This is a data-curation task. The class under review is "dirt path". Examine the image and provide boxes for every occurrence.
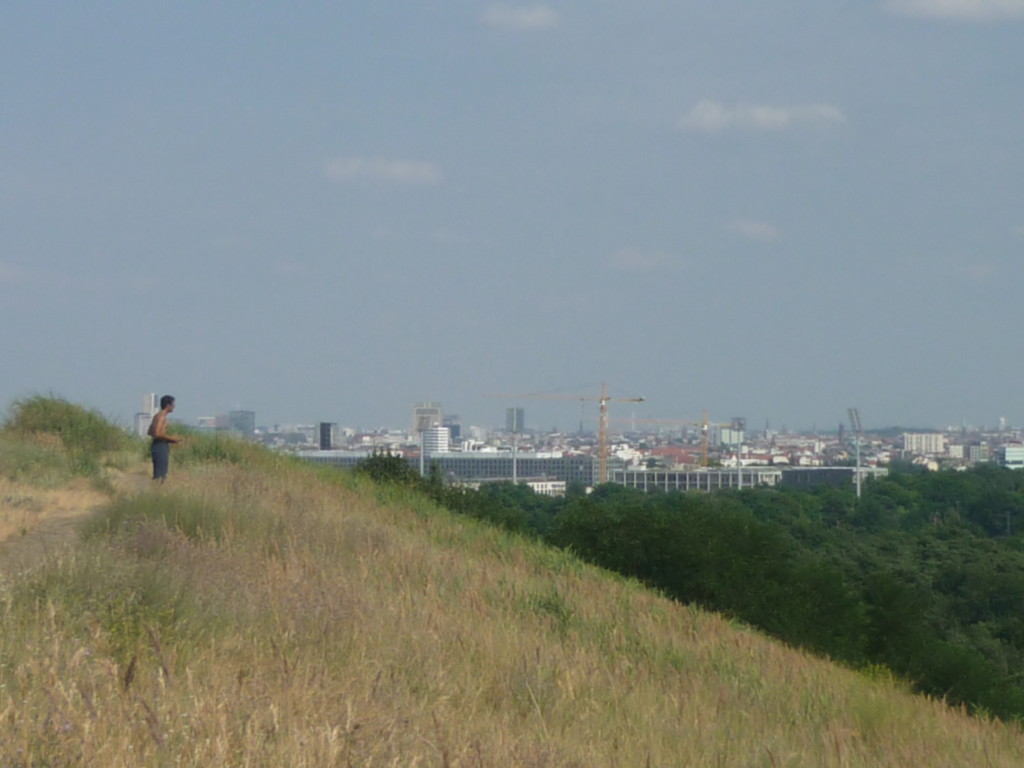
[0,468,151,578]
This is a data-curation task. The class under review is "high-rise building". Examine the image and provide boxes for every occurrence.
[506,407,525,434]
[133,393,159,437]
[228,410,256,438]
[443,414,461,441]
[319,422,337,450]
[412,402,443,437]
[422,425,451,455]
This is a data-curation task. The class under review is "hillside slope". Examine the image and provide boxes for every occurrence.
[2,453,1024,766]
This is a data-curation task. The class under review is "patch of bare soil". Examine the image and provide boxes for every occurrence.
[0,469,149,577]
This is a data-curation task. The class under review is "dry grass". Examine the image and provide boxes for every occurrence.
[2,459,1024,766]
[0,477,111,543]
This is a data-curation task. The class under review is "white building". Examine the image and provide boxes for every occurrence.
[133,393,159,437]
[999,444,1024,470]
[524,479,566,497]
[903,432,946,456]
[422,425,451,455]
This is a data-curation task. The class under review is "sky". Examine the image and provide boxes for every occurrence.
[2,1,1023,434]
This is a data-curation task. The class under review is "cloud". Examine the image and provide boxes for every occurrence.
[885,0,1024,21]
[324,157,443,185]
[677,101,846,133]
[481,4,560,30]
[730,219,780,242]
[606,248,676,273]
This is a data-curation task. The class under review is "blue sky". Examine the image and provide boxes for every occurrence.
[2,1,1022,432]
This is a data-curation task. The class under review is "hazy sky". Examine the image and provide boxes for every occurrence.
[3,2,1023,433]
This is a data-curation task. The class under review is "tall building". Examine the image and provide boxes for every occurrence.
[228,410,256,438]
[506,407,525,434]
[133,393,159,437]
[318,422,337,450]
[412,402,443,437]
[443,414,461,441]
[422,425,451,455]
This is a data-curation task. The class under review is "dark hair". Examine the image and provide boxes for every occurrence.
[160,395,175,409]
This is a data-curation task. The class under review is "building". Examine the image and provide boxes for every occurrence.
[780,466,888,489]
[965,442,990,464]
[318,422,337,450]
[443,415,462,441]
[903,432,946,456]
[422,425,451,455]
[718,417,746,447]
[133,393,159,437]
[524,479,565,497]
[999,445,1024,469]
[412,402,443,437]
[300,450,599,487]
[506,407,525,434]
[460,478,567,497]
[614,467,782,492]
[228,410,256,438]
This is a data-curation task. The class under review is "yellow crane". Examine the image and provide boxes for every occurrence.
[491,383,644,484]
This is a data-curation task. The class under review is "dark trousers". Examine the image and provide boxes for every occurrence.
[151,440,170,480]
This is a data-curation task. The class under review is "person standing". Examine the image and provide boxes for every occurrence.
[147,395,180,482]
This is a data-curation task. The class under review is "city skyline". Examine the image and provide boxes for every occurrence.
[2,3,1022,432]
[171,396,1016,437]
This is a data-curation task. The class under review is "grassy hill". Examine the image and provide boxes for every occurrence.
[2,399,1024,766]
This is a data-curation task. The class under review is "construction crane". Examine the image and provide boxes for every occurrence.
[491,383,644,484]
[700,411,739,468]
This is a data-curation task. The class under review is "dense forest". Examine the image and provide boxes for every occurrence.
[356,453,1024,721]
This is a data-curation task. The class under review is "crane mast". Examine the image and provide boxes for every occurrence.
[491,383,643,486]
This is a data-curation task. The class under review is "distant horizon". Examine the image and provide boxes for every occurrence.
[6,389,1018,439]
[139,400,1017,438]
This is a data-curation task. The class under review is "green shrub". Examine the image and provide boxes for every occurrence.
[2,395,132,481]
[3,394,129,455]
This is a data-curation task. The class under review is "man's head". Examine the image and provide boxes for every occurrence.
[160,395,175,411]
